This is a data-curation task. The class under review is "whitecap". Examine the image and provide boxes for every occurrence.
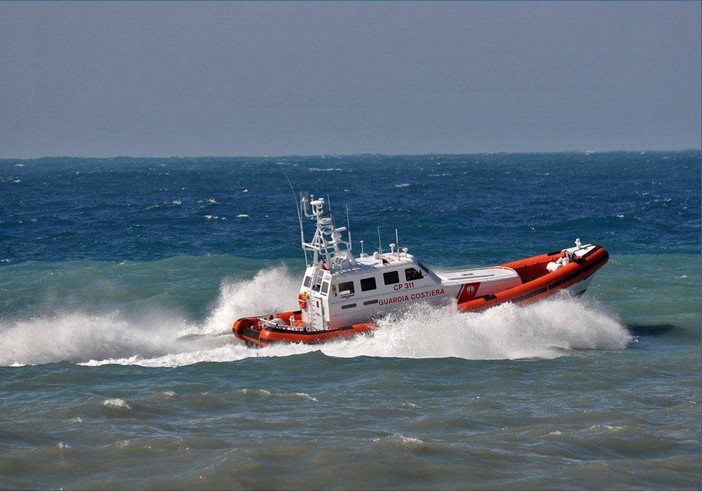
[293,392,319,402]
[238,388,317,401]
[585,424,624,433]
[373,433,426,450]
[102,398,131,410]
[240,388,272,397]
[396,434,423,445]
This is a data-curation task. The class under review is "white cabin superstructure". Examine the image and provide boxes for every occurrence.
[296,194,521,331]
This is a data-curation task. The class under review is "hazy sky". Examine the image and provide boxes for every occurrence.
[1,1,700,157]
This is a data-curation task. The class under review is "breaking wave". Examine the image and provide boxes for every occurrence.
[0,267,631,368]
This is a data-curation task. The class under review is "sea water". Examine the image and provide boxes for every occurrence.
[0,152,699,489]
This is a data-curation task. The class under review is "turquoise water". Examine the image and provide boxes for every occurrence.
[1,152,700,489]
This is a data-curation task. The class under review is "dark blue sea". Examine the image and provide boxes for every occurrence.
[1,151,700,490]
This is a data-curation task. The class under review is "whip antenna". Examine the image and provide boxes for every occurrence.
[278,163,308,266]
[346,204,352,252]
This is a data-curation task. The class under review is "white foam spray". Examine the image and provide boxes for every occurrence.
[0,311,173,366]
[181,265,300,337]
[0,268,631,367]
[319,296,632,360]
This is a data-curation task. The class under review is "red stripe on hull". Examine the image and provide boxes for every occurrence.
[457,246,609,311]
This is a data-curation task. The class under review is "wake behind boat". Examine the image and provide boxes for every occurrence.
[233,194,609,347]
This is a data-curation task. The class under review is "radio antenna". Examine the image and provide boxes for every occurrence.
[377,226,382,254]
[345,204,353,252]
[278,163,308,266]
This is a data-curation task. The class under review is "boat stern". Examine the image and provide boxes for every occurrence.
[233,317,265,347]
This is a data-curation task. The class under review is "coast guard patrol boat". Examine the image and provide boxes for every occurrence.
[233,194,609,347]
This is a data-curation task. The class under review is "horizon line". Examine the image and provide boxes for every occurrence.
[1,148,700,161]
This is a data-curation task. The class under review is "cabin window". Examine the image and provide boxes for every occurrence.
[405,267,423,281]
[338,281,355,295]
[363,299,379,306]
[383,271,400,285]
[321,281,330,295]
[303,276,312,288]
[361,277,377,291]
[341,303,357,310]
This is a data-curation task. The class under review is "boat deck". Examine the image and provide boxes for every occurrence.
[438,266,522,287]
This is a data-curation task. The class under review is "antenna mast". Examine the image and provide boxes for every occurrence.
[300,194,353,268]
[346,204,352,252]
[278,163,308,266]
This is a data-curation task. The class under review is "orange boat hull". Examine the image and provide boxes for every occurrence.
[233,311,375,347]
[457,245,609,311]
